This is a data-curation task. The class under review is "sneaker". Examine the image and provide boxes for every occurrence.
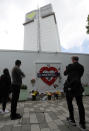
[0,111,5,114]
[79,123,86,131]
[4,109,9,113]
[0,109,9,114]
[66,117,76,126]
[0,109,3,113]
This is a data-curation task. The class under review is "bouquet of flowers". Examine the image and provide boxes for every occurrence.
[53,84,58,89]
[46,91,52,100]
[46,91,52,96]
[55,91,61,95]
[31,90,39,101]
[30,78,36,84]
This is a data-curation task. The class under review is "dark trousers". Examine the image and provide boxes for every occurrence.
[66,91,85,125]
[2,95,8,111]
[11,84,20,117]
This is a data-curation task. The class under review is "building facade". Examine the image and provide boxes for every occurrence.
[23,4,61,52]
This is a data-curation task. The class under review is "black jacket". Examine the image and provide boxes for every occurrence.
[0,73,11,97]
[64,62,84,94]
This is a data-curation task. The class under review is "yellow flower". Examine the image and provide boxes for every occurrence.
[46,92,52,96]
[56,91,61,95]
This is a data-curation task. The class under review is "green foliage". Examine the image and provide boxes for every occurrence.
[87,15,89,22]
[86,15,89,34]
[21,85,27,90]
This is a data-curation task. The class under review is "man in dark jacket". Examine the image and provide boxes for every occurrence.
[10,60,25,120]
[64,56,86,130]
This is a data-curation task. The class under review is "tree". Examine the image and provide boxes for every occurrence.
[86,15,89,34]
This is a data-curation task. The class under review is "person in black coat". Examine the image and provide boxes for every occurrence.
[64,56,86,130]
[0,68,11,113]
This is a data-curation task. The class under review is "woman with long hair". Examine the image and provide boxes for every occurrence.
[0,68,11,113]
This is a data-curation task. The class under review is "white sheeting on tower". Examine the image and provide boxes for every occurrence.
[23,4,61,52]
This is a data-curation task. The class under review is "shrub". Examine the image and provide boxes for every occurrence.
[21,85,27,90]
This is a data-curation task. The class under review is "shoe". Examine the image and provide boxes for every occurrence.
[15,113,21,117]
[4,109,9,113]
[0,109,9,114]
[0,109,3,113]
[0,109,3,114]
[10,114,22,120]
[66,117,76,126]
[0,111,5,114]
[79,123,86,131]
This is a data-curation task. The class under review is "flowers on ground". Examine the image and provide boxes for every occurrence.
[55,91,61,95]
[31,90,39,96]
[46,91,52,96]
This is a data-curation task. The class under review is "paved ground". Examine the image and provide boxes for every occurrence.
[0,96,89,131]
